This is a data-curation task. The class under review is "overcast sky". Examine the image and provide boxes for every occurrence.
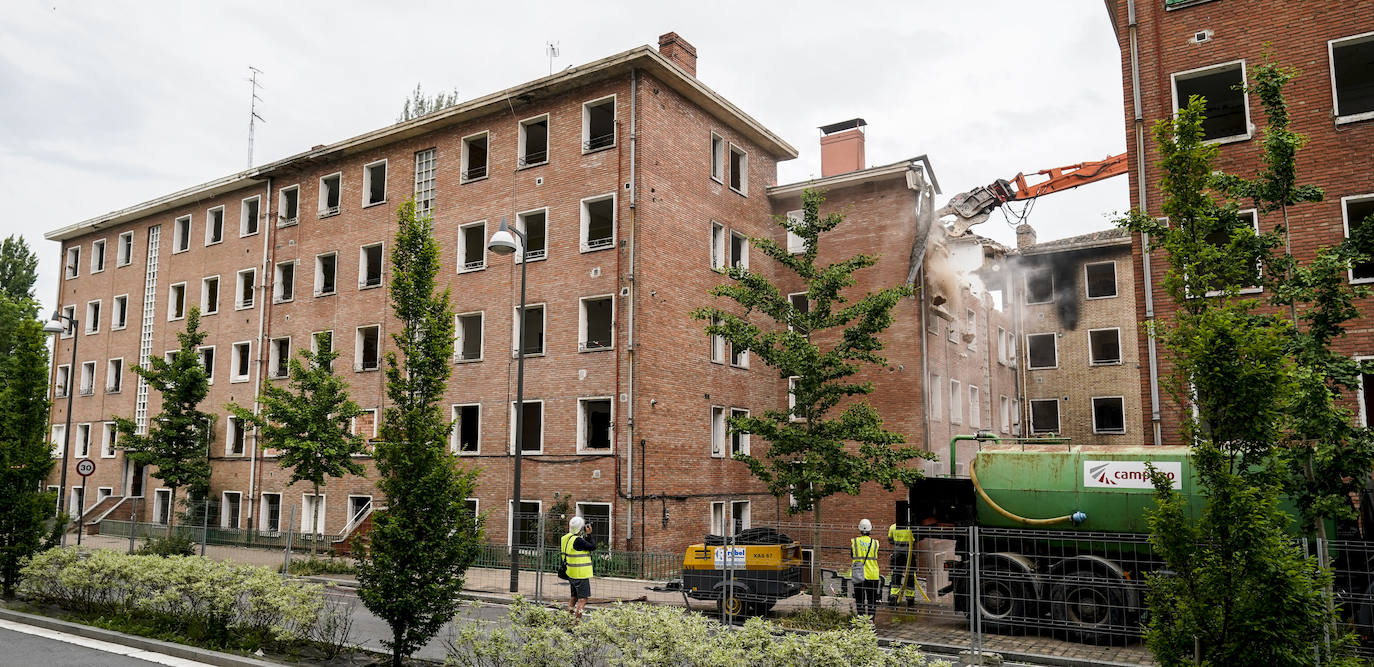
[2,1,1127,315]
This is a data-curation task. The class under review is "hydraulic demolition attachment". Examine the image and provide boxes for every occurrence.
[936,153,1127,236]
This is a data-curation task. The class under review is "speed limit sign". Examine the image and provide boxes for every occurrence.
[76,459,95,477]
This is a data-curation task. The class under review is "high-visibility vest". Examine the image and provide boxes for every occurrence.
[561,532,593,579]
[851,535,880,581]
[889,523,913,547]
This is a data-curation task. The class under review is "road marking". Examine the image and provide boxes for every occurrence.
[0,618,215,667]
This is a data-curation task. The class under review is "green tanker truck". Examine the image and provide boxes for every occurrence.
[905,436,1373,645]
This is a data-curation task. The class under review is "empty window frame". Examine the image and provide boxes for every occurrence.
[1330,32,1374,123]
[319,173,342,217]
[510,400,544,454]
[728,143,748,195]
[315,253,338,296]
[1025,267,1054,304]
[729,231,748,270]
[969,385,981,428]
[1083,261,1118,299]
[198,276,219,315]
[241,195,261,236]
[85,300,101,334]
[352,409,377,441]
[1029,398,1061,435]
[414,147,437,214]
[580,295,613,351]
[231,341,251,382]
[518,114,549,167]
[301,493,326,535]
[461,132,488,182]
[154,489,172,525]
[1199,208,1262,295]
[789,292,810,332]
[710,406,727,457]
[274,262,295,302]
[581,193,615,251]
[1344,194,1374,283]
[236,268,256,309]
[997,326,1008,364]
[102,422,118,457]
[91,239,106,273]
[1092,396,1127,434]
[575,502,612,546]
[710,132,725,183]
[1089,328,1123,365]
[709,317,726,364]
[452,404,480,454]
[75,423,91,458]
[226,415,247,456]
[578,397,613,452]
[117,231,134,266]
[311,330,334,358]
[731,500,751,535]
[199,346,215,383]
[458,221,486,272]
[50,425,64,458]
[710,221,727,270]
[928,375,942,422]
[510,499,542,548]
[1026,332,1058,370]
[260,493,282,533]
[582,95,616,151]
[359,243,384,289]
[206,206,224,245]
[173,215,191,253]
[729,339,748,368]
[455,311,484,362]
[79,360,95,396]
[516,209,548,262]
[60,305,75,339]
[221,491,242,529]
[1000,396,1011,434]
[1006,329,1018,366]
[949,379,962,424]
[105,358,122,393]
[788,376,802,421]
[1172,60,1250,143]
[785,209,806,254]
[269,337,290,379]
[363,159,387,207]
[355,325,381,371]
[167,282,187,320]
[65,246,80,279]
[278,185,300,226]
[513,304,545,356]
[729,408,750,455]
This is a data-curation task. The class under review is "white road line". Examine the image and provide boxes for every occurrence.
[0,618,215,667]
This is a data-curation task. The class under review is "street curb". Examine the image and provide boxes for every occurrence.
[0,607,282,667]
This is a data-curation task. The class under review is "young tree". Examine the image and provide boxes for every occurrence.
[228,334,367,555]
[694,189,934,607]
[114,307,213,535]
[357,201,482,667]
[0,248,56,597]
[1123,84,1356,664]
[396,83,460,123]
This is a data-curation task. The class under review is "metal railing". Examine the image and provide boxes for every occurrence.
[583,133,615,151]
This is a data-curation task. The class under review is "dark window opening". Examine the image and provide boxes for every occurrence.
[582,399,612,450]
[277,263,294,302]
[234,342,250,379]
[1026,268,1053,304]
[578,504,611,547]
[358,326,380,371]
[321,175,341,215]
[208,209,223,243]
[1085,262,1117,298]
[229,417,246,455]
[175,217,190,252]
[584,197,614,249]
[1349,199,1374,281]
[456,405,479,453]
[271,338,290,378]
[1090,329,1122,365]
[366,162,387,205]
[583,297,612,350]
[730,232,747,270]
[457,313,483,361]
[513,500,540,548]
[520,118,548,167]
[361,244,383,288]
[1093,397,1126,434]
[1333,37,1374,118]
[585,99,615,150]
[238,271,255,308]
[1027,333,1057,369]
[519,305,545,355]
[461,224,485,270]
[516,403,542,453]
[728,146,746,192]
[203,277,219,313]
[1175,64,1247,141]
[281,188,299,224]
[1030,399,1059,434]
[243,198,260,235]
[200,348,214,380]
[263,494,281,532]
[463,134,488,181]
[520,211,547,260]
[223,492,241,528]
[318,255,337,295]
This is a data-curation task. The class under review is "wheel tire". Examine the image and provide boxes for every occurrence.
[975,567,1032,636]
[717,594,746,619]
[1050,567,1128,646]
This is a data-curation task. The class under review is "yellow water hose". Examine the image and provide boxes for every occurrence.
[969,459,1079,527]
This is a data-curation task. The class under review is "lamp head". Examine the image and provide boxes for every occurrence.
[488,218,519,255]
[42,311,66,334]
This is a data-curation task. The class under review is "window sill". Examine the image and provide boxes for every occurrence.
[729,187,748,197]
[1085,293,1119,300]
[510,352,547,359]
[101,453,117,459]
[729,364,749,370]
[1336,111,1374,126]
[576,448,614,455]
[105,389,122,395]
[517,161,549,171]
[580,242,616,254]
[277,219,298,229]
[458,264,486,274]
[514,255,547,264]
[358,283,383,291]
[202,309,218,317]
[230,376,250,384]
[1027,365,1057,371]
[205,240,223,247]
[461,174,489,185]
[112,326,127,332]
[85,330,99,336]
[234,304,255,311]
[168,316,185,322]
[91,269,105,275]
[454,450,480,456]
[579,345,614,353]
[116,262,131,268]
[171,249,189,255]
[1203,132,1252,146]
[1094,430,1127,435]
[318,208,341,219]
[240,231,260,239]
[314,291,337,298]
[1025,300,1054,306]
[362,200,387,209]
[582,144,616,156]
[454,357,484,364]
[710,176,724,185]
[1090,360,1123,367]
[272,298,292,305]
[354,367,381,374]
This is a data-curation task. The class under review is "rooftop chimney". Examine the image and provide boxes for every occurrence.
[819,118,866,177]
[1016,223,1038,249]
[658,32,697,77]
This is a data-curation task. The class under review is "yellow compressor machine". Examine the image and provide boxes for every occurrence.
[654,528,805,617]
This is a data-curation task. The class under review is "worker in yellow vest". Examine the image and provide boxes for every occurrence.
[851,519,880,618]
[561,516,597,620]
[888,522,916,606]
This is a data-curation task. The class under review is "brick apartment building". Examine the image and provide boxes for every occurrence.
[1107,1,1374,445]
[44,33,1018,555]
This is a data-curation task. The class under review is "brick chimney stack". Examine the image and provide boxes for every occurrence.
[658,33,697,77]
[1016,223,1038,249]
[819,119,867,177]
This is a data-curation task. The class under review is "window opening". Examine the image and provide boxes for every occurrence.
[728,144,747,194]
[462,133,488,182]
[583,97,615,151]
[319,174,342,216]
[117,232,134,266]
[206,207,224,244]
[517,210,547,261]
[91,239,106,272]
[1030,399,1060,434]
[364,160,387,206]
[1089,328,1122,365]
[279,186,299,226]
[513,402,543,453]
[516,304,545,355]
[241,196,260,236]
[1173,61,1248,142]
[580,398,612,451]
[456,312,483,361]
[356,326,380,371]
[270,337,290,378]
[1093,397,1126,434]
[729,408,749,455]
[106,359,122,393]
[275,262,294,302]
[454,404,480,453]
[236,269,255,309]
[519,116,549,167]
[316,253,337,295]
[1331,33,1374,120]
[202,276,219,314]
[414,148,436,214]
[581,296,613,350]
[168,283,186,320]
[174,215,191,252]
[1027,333,1057,369]
[1085,261,1117,298]
[360,244,383,288]
[710,133,725,182]
[459,221,486,271]
[582,195,615,250]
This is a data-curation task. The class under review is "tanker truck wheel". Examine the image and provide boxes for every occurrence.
[975,566,1033,635]
[1050,566,1128,645]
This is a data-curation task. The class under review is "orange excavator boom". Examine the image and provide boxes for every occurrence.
[1008,153,1127,201]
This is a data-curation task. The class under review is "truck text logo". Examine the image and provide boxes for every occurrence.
[1083,460,1182,490]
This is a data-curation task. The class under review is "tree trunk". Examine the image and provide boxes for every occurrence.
[811,499,822,609]
[311,483,321,557]
[168,487,178,539]
[391,623,404,667]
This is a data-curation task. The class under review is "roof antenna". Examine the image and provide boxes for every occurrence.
[246,66,265,169]
[546,41,560,76]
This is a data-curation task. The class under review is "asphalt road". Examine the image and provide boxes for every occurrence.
[0,621,211,666]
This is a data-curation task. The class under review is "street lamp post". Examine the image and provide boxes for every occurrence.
[488,218,528,594]
[42,310,79,546]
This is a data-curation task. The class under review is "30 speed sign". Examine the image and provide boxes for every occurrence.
[76,459,95,477]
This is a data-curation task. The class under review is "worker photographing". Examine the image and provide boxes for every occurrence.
[888,521,916,606]
[562,516,597,621]
[851,519,880,618]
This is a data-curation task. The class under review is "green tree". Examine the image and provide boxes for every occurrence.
[397,83,460,123]
[1122,85,1355,664]
[693,188,933,607]
[0,253,56,596]
[228,334,366,555]
[357,201,482,667]
[114,308,213,535]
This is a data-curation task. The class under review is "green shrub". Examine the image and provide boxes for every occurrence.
[773,606,854,632]
[287,556,357,576]
[447,599,949,667]
[135,535,196,557]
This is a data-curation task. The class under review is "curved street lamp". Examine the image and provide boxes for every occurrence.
[42,310,77,546]
[489,218,529,594]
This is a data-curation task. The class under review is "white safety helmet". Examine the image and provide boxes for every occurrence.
[570,516,585,533]
[858,519,872,533]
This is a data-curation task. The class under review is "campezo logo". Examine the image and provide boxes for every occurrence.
[1089,463,1117,485]
[1083,460,1183,490]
